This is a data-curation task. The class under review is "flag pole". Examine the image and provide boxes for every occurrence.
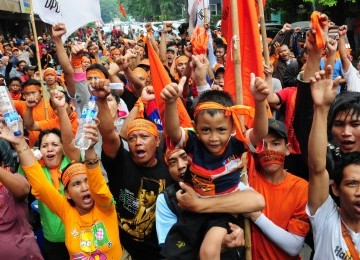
[230,0,252,259]
[258,0,270,66]
[29,0,48,119]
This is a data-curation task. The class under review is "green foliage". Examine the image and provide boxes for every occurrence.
[122,0,185,21]
[100,0,122,23]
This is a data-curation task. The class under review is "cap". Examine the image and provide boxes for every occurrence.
[268,118,287,139]
[12,47,19,52]
[214,65,225,76]
[38,36,43,40]
[167,46,176,53]
[2,42,10,47]
[24,64,36,71]
[138,59,150,67]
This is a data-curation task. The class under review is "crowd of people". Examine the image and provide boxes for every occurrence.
[0,9,360,260]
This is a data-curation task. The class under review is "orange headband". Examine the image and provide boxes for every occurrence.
[175,55,189,66]
[133,67,148,80]
[110,48,121,55]
[23,84,41,92]
[61,163,86,187]
[43,68,57,78]
[81,56,91,63]
[86,69,106,80]
[194,101,255,142]
[164,148,183,165]
[127,118,158,138]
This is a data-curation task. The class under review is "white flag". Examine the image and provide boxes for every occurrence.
[188,0,210,35]
[33,0,101,41]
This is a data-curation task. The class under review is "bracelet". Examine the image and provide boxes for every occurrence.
[85,155,100,165]
[17,145,30,155]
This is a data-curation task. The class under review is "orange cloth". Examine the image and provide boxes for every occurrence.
[14,99,57,147]
[222,0,264,112]
[145,38,192,146]
[127,118,158,138]
[133,67,148,80]
[86,69,106,80]
[310,11,327,50]
[22,162,122,259]
[9,91,22,101]
[37,111,78,138]
[61,163,86,187]
[119,3,127,18]
[247,153,310,260]
[190,26,208,55]
[175,55,189,67]
[194,101,255,142]
[49,168,62,190]
[43,68,57,78]
[23,85,41,92]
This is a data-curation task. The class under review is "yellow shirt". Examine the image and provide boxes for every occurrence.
[22,162,122,259]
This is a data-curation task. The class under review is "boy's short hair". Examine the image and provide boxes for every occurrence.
[333,152,360,188]
[328,91,360,134]
[194,90,234,122]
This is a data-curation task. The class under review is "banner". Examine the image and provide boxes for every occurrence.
[33,0,101,41]
[222,0,264,109]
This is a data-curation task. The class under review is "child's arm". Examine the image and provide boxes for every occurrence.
[161,77,187,144]
[249,73,270,145]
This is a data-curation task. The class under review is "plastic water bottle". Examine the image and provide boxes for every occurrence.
[74,96,98,150]
[0,86,22,136]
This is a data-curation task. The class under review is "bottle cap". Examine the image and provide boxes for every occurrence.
[90,96,98,101]
[13,130,22,136]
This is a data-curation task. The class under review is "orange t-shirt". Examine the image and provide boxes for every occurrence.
[14,99,57,147]
[247,154,310,260]
[37,111,79,138]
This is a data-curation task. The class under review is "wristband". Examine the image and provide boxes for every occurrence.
[85,155,100,165]
[17,145,30,155]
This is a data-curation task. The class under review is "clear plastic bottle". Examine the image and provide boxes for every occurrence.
[0,85,22,136]
[74,96,98,150]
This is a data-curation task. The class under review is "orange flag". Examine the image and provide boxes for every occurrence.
[222,0,264,109]
[145,38,192,145]
[119,3,127,18]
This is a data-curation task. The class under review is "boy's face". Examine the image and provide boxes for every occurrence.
[194,111,234,154]
[332,164,360,222]
[331,109,360,153]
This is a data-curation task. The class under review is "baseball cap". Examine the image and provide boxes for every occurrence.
[167,46,176,53]
[268,118,287,139]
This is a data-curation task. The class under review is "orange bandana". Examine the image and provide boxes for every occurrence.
[133,67,148,80]
[23,84,41,92]
[86,69,106,80]
[43,68,57,78]
[127,118,158,138]
[175,55,189,67]
[194,101,255,142]
[81,56,91,63]
[164,148,183,165]
[61,163,86,187]
[110,48,121,55]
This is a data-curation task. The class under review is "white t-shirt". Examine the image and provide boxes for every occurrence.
[306,195,360,259]
[342,63,360,92]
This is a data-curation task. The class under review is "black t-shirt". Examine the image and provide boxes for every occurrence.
[102,144,173,260]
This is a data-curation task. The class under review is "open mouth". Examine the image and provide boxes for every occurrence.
[354,202,360,213]
[83,194,92,204]
[46,154,55,160]
[136,150,146,158]
[341,141,355,151]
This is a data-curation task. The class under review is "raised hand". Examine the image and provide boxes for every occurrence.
[50,89,66,108]
[161,76,186,103]
[250,73,270,102]
[141,86,155,102]
[309,65,340,108]
[52,23,67,40]
[88,78,111,101]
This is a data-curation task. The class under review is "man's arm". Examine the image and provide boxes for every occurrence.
[249,74,270,145]
[338,25,351,74]
[0,167,30,199]
[176,182,265,214]
[23,106,41,131]
[90,79,121,158]
[161,77,187,144]
[308,65,340,215]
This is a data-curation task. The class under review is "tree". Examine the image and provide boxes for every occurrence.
[100,0,122,23]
